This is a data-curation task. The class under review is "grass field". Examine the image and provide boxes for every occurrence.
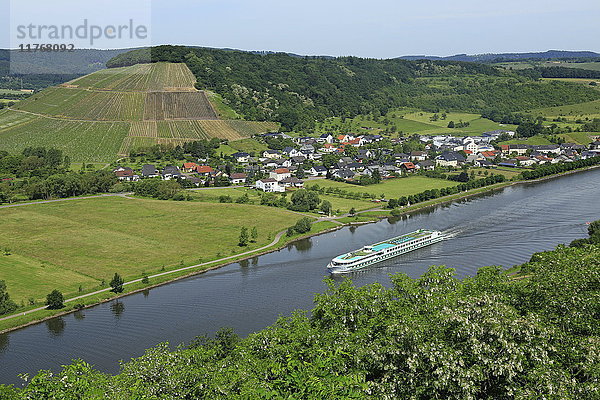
[0,197,303,304]
[307,176,459,199]
[558,132,596,145]
[529,99,600,119]
[315,109,515,136]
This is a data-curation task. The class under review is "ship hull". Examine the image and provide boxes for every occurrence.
[327,230,444,274]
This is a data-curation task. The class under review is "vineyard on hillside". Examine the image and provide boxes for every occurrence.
[66,62,197,92]
[1,62,279,162]
[13,88,145,121]
[143,91,218,120]
[0,111,129,162]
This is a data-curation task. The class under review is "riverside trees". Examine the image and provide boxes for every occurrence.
[8,242,599,398]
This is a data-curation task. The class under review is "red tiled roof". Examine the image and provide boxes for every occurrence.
[464,150,473,154]
[115,170,134,177]
[481,151,497,158]
[196,166,214,174]
[500,145,509,150]
[183,162,198,169]
[402,162,416,169]
[274,168,290,174]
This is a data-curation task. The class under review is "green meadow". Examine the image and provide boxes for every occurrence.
[0,197,302,304]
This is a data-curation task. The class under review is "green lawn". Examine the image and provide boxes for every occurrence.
[314,108,515,136]
[228,138,268,154]
[529,99,600,119]
[558,132,595,145]
[0,197,303,303]
[307,176,459,199]
[0,253,98,306]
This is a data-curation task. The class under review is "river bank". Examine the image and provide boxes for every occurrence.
[2,166,599,385]
[1,164,598,334]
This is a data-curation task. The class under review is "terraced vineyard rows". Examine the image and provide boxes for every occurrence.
[129,121,158,137]
[0,111,129,162]
[14,88,144,121]
[148,63,196,91]
[0,109,36,129]
[67,64,152,91]
[4,62,278,162]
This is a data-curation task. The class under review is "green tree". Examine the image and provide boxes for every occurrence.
[293,217,312,234]
[110,273,125,293]
[239,227,249,247]
[447,120,455,128]
[0,280,17,315]
[290,189,320,212]
[349,207,356,216]
[46,289,64,309]
[320,200,332,215]
[251,226,258,243]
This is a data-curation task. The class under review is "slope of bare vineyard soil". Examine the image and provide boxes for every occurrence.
[0,62,279,161]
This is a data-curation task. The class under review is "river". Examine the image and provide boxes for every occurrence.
[1,169,599,385]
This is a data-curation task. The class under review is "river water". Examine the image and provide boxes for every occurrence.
[1,169,599,385]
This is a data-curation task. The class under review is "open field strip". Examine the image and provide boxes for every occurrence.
[0,197,306,305]
[529,99,600,119]
[307,176,460,199]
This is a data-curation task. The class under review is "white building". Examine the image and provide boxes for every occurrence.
[255,179,285,193]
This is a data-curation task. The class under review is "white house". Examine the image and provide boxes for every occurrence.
[255,179,285,193]
[309,166,328,176]
[229,173,248,184]
[269,168,292,181]
[262,150,282,159]
[232,152,251,163]
[410,151,427,162]
[317,133,334,144]
[463,139,478,153]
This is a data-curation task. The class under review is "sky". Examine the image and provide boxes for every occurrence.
[2,0,600,58]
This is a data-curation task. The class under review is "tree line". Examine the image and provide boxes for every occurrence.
[386,175,506,209]
[519,157,600,180]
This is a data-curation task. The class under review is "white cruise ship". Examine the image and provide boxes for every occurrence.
[327,229,444,274]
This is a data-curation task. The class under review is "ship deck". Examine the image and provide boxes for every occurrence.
[337,230,434,261]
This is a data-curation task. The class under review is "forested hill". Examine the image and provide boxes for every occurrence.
[107,46,600,131]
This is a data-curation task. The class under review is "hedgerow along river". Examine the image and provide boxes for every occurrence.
[1,168,599,385]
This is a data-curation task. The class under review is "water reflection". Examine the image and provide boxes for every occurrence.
[110,302,125,319]
[73,311,85,321]
[0,334,8,354]
[287,238,312,252]
[239,259,250,269]
[142,289,150,298]
[46,317,65,337]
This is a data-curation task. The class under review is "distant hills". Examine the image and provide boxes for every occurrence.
[398,50,600,63]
